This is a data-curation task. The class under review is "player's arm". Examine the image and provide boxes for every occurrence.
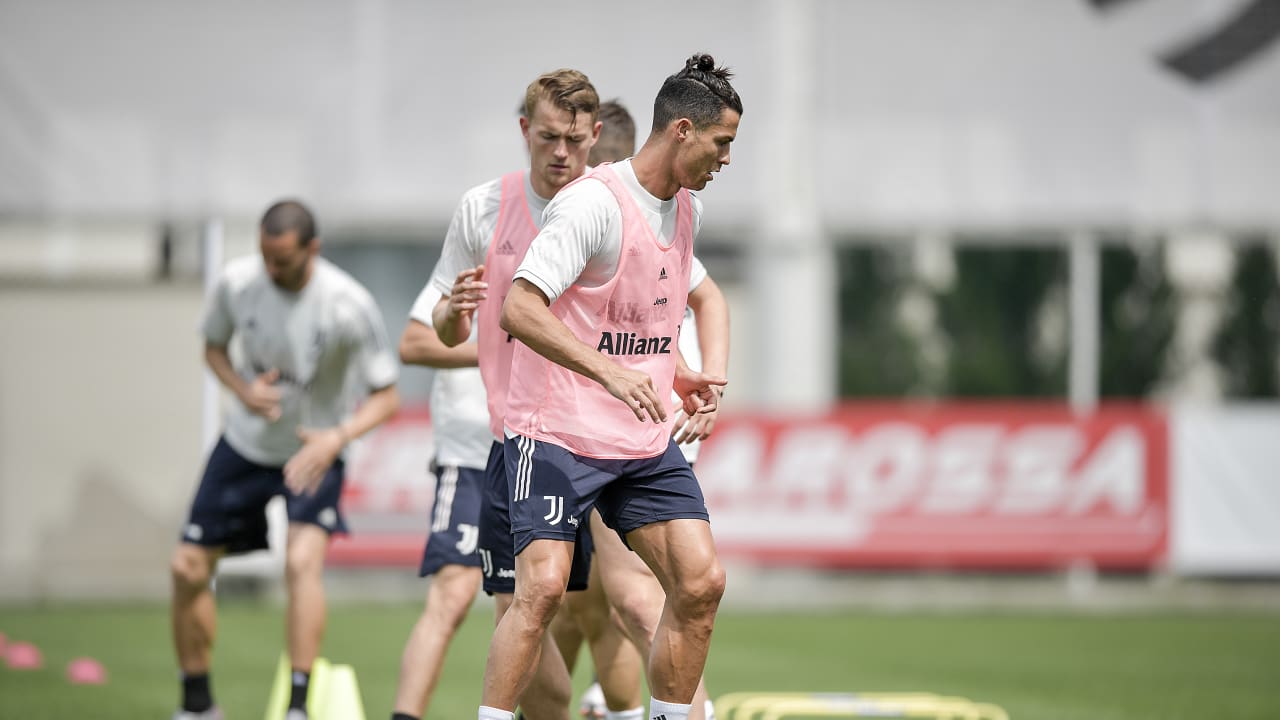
[285,382,399,495]
[672,277,729,443]
[204,342,281,421]
[432,265,486,347]
[430,183,496,347]
[672,352,727,419]
[400,318,478,368]
[686,274,729,384]
[403,285,478,367]
[501,278,669,424]
[337,383,400,443]
[201,270,282,421]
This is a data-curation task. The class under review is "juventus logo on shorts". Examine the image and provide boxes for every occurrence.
[543,495,564,525]
[455,523,479,555]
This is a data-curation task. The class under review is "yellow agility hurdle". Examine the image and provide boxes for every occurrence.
[715,691,1010,720]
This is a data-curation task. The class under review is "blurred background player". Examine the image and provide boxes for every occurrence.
[169,199,401,720]
[388,282,492,719]
[428,68,603,720]
[483,52,742,720]
[546,99,729,720]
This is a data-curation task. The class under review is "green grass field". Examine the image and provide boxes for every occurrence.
[2,602,1279,719]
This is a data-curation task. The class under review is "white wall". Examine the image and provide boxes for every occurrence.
[0,285,206,599]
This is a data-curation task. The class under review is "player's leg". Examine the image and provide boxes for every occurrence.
[624,519,723,716]
[481,538,576,715]
[282,458,348,717]
[479,436,610,719]
[599,443,724,720]
[170,541,224,715]
[393,563,483,718]
[393,462,486,719]
[283,523,327,714]
[549,597,586,674]
[570,519,644,718]
[171,436,272,718]
[480,441,573,720]
[591,511,710,720]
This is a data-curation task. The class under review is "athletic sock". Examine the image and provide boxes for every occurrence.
[181,672,213,713]
[478,706,515,720]
[649,697,692,720]
[289,669,310,711]
[391,714,419,720]
[605,707,646,720]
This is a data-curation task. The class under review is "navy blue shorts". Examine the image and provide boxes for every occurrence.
[180,436,347,555]
[478,441,592,596]
[505,435,708,557]
[418,460,484,577]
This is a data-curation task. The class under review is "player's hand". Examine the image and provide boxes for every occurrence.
[446,265,487,320]
[673,367,727,417]
[602,366,667,423]
[240,369,283,421]
[284,426,345,494]
[671,403,719,444]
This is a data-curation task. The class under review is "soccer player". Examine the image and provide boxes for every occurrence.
[550,99,729,720]
[387,283,492,720]
[426,68,604,720]
[169,200,401,720]
[480,53,742,720]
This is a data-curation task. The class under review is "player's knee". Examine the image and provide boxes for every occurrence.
[674,560,725,617]
[170,546,212,593]
[572,600,613,641]
[434,577,481,628]
[612,587,663,640]
[515,572,568,625]
[284,543,323,584]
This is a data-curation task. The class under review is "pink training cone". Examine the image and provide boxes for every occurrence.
[5,641,43,670]
[66,657,108,685]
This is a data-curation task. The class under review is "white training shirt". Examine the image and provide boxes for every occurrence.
[407,285,493,470]
[202,255,399,466]
[514,159,705,304]
[428,171,550,298]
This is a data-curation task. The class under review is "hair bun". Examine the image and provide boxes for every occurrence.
[687,53,716,72]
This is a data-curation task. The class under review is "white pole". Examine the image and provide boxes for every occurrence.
[201,217,223,454]
[1069,231,1100,414]
[750,0,834,411]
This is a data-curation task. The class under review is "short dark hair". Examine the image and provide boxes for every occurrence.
[521,68,601,127]
[260,200,317,245]
[651,53,743,132]
[590,99,637,165]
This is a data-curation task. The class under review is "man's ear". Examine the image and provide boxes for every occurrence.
[674,117,694,142]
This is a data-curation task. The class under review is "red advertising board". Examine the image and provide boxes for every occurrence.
[696,404,1168,569]
[330,403,1169,570]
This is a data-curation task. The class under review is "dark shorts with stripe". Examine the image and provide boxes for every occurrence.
[180,436,347,554]
[477,441,592,596]
[504,435,708,556]
[417,460,485,577]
